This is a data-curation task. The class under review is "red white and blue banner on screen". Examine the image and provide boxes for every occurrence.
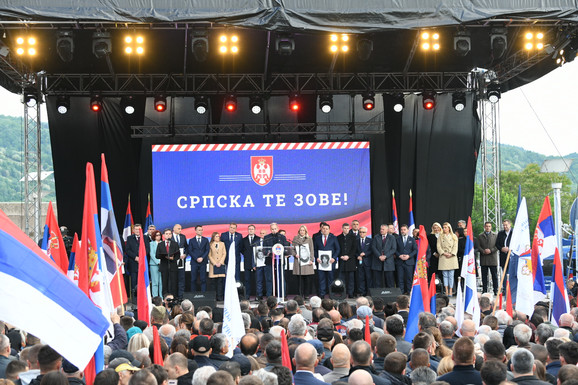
[152,142,372,237]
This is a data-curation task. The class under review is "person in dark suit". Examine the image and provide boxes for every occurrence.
[313,223,340,298]
[156,228,181,296]
[395,224,417,294]
[172,224,188,299]
[478,221,499,295]
[427,222,442,282]
[351,219,361,238]
[437,337,483,385]
[221,223,243,282]
[292,343,329,385]
[254,229,267,298]
[187,225,210,292]
[356,226,373,296]
[240,224,260,299]
[124,223,146,297]
[496,219,512,293]
[262,223,288,297]
[337,222,358,298]
[371,224,397,288]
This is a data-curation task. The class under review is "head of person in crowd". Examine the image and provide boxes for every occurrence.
[292,343,318,372]
[94,369,119,385]
[513,324,532,347]
[558,341,578,365]
[207,371,235,385]
[480,360,508,385]
[452,337,475,366]
[510,348,536,377]
[37,345,62,374]
[128,369,157,385]
[409,366,437,385]
[483,339,507,363]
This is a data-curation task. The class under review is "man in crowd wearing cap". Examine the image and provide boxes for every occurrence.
[108,350,142,369]
[150,305,167,330]
[115,362,140,385]
[61,359,84,385]
[164,352,193,385]
[29,345,62,385]
[357,306,383,334]
[190,336,217,369]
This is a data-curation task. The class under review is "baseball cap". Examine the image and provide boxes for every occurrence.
[306,340,324,356]
[61,359,79,374]
[151,305,166,321]
[109,349,141,368]
[316,325,334,342]
[115,363,140,373]
[230,354,252,376]
[190,335,211,354]
[356,306,373,318]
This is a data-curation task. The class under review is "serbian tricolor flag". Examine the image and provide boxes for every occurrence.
[137,231,152,325]
[405,225,429,342]
[100,154,128,309]
[510,197,534,317]
[530,197,551,303]
[429,274,436,315]
[408,190,415,234]
[122,197,133,243]
[392,190,399,235]
[67,233,80,285]
[145,195,154,231]
[0,208,109,371]
[40,202,68,274]
[461,217,480,328]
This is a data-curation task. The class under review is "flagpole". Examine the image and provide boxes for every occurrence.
[493,250,511,314]
[113,246,125,315]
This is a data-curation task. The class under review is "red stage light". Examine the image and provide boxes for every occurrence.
[90,96,102,112]
[290,101,300,111]
[91,103,100,112]
[155,103,166,112]
[424,101,434,110]
[364,101,374,110]
[225,95,237,112]
[154,95,167,112]
[289,94,300,112]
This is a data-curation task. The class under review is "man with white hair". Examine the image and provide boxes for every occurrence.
[309,296,322,309]
[512,324,532,350]
[510,349,550,385]
[554,328,570,340]
[288,315,308,344]
[180,299,193,313]
[0,335,14,378]
[439,320,456,349]
[460,319,477,338]
[494,310,512,336]
[159,324,176,346]
[559,313,575,337]
[192,366,216,385]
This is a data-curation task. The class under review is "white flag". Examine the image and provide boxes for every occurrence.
[455,281,464,337]
[222,249,245,358]
[511,198,534,317]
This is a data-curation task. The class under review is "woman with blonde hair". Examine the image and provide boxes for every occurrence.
[437,356,455,376]
[427,222,442,281]
[208,232,226,301]
[127,333,150,353]
[437,222,458,296]
[292,225,315,298]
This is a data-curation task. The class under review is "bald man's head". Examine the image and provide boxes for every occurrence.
[293,343,317,371]
[329,310,342,324]
[348,368,374,385]
[460,319,477,337]
[330,344,351,368]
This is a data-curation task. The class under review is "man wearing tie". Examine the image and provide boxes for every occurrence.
[395,224,418,295]
[337,223,357,298]
[262,223,288,297]
[496,219,512,294]
[351,220,361,238]
[371,224,397,288]
[125,223,146,297]
[241,225,260,300]
[356,226,373,296]
[313,223,341,298]
[157,228,181,296]
[221,223,243,282]
[255,229,267,298]
[188,225,210,292]
[172,224,188,299]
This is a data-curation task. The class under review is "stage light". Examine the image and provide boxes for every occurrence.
[120,96,136,115]
[452,92,466,111]
[56,95,70,114]
[289,94,300,112]
[23,89,39,107]
[236,281,245,299]
[154,95,167,112]
[250,96,263,114]
[218,33,239,55]
[90,95,102,112]
[392,93,405,112]
[329,279,346,300]
[524,30,545,51]
[195,96,208,114]
[15,34,38,57]
[422,91,436,110]
[319,94,333,113]
[329,33,349,54]
[224,94,237,112]
[275,34,295,55]
[421,30,440,51]
[357,38,373,61]
[124,34,145,55]
[362,92,375,111]
[56,30,74,62]
[92,31,111,59]
[490,27,508,60]
[191,31,209,62]
[486,82,501,103]
[454,30,471,56]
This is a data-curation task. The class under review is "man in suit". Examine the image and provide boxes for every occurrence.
[496,219,513,293]
[124,223,146,297]
[351,219,361,238]
[157,228,181,296]
[478,221,499,295]
[371,224,397,288]
[221,223,243,282]
[188,225,210,292]
[396,224,418,295]
[292,343,328,385]
[337,222,357,298]
[255,229,267,298]
[240,224,260,299]
[313,223,340,298]
[388,223,399,239]
[357,226,373,296]
[172,224,188,299]
[262,223,288,297]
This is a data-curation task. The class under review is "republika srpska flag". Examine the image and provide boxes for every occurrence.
[392,190,399,235]
[405,225,430,342]
[40,201,68,274]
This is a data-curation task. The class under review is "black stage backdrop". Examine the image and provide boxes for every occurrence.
[46,93,479,237]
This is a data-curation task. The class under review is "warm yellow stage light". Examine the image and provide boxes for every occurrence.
[342,45,349,52]
[421,32,429,40]
[330,34,338,42]
[136,47,144,54]
[422,42,430,50]
[536,42,544,50]
[231,35,238,43]
[220,46,227,53]
[432,33,439,40]
[220,35,227,43]
[525,32,533,40]
[231,46,238,53]
[342,34,349,42]
[16,37,24,45]
[136,36,144,44]
[525,42,533,50]
[16,36,39,56]
[536,32,544,39]
[28,48,36,55]
[433,43,440,50]
[125,47,132,54]
[16,47,24,55]
[28,37,36,45]
[330,45,338,52]
[125,36,132,43]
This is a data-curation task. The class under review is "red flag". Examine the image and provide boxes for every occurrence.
[498,292,503,310]
[137,231,152,325]
[280,329,291,369]
[506,280,513,317]
[152,326,164,365]
[364,315,371,345]
[44,201,69,273]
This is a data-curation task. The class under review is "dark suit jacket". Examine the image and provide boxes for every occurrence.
[395,235,418,266]
[356,236,373,267]
[293,371,328,385]
[156,239,181,265]
[337,231,358,272]
[124,234,146,273]
[241,235,261,270]
[496,229,512,267]
[427,233,440,270]
[371,234,396,271]
[437,364,482,385]
[221,231,243,263]
[172,233,188,254]
[187,236,210,265]
[477,231,498,266]
[314,233,341,270]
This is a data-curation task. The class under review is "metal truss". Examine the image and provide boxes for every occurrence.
[44,72,471,96]
[22,89,42,242]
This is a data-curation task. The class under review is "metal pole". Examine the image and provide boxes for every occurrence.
[552,183,563,266]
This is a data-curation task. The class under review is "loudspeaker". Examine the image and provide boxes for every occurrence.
[183,291,216,309]
[369,287,402,304]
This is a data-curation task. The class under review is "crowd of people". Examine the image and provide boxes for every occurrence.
[2,292,578,385]
[121,218,512,302]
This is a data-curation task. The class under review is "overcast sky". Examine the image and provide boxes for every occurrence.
[0,61,577,157]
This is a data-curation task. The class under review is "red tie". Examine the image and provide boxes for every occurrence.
[166,241,169,253]
[323,236,327,246]
[382,235,385,243]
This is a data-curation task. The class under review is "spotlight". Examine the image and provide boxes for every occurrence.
[289,94,300,112]
[236,281,245,299]
[23,89,39,108]
[92,32,111,59]
[421,30,440,51]
[319,94,333,113]
[224,94,237,112]
[392,93,405,112]
[124,34,145,55]
[329,33,349,53]
[523,30,545,51]
[357,38,373,61]
[490,27,508,60]
[249,96,263,114]
[15,35,38,57]
[362,92,375,111]
[486,83,501,103]
[422,91,436,110]
[452,92,466,111]
[329,279,346,300]
[56,95,70,114]
[121,96,136,115]
[453,30,471,56]
[154,95,167,112]
[90,95,102,112]
[195,96,208,114]
[191,31,209,62]
[275,34,295,55]
[56,30,74,62]
[218,33,239,54]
